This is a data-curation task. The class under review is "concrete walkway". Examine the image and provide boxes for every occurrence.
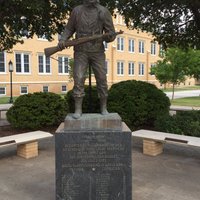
[0,136,199,200]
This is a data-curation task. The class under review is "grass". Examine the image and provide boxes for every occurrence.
[162,85,200,92]
[171,96,200,107]
[0,96,17,104]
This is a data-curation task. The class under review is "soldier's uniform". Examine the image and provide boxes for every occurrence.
[59,1,116,118]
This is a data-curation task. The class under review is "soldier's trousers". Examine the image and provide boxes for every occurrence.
[73,51,108,99]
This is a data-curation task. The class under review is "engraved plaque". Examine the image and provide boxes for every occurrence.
[55,130,132,200]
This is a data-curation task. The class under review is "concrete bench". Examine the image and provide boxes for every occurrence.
[132,129,200,156]
[0,104,12,119]
[0,108,9,119]
[0,131,53,159]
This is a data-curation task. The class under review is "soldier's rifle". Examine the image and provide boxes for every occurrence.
[44,30,124,57]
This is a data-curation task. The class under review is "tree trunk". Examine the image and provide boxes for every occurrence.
[172,83,175,100]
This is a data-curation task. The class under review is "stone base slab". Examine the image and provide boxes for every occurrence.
[64,113,122,131]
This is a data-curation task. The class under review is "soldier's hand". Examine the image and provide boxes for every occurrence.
[103,32,115,42]
[58,40,66,50]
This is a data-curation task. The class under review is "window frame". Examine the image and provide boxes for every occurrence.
[128,39,135,53]
[20,86,28,94]
[0,87,6,96]
[117,61,124,76]
[58,56,69,75]
[0,51,6,73]
[117,37,124,51]
[38,54,51,74]
[138,62,145,76]
[15,52,31,74]
[128,62,135,76]
[139,40,145,54]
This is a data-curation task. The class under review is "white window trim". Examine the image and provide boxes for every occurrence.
[117,37,125,52]
[128,62,135,76]
[15,52,31,74]
[20,86,28,95]
[105,60,109,76]
[37,35,48,41]
[61,85,67,93]
[38,54,52,75]
[138,62,145,76]
[117,61,124,76]
[0,51,7,74]
[103,41,108,50]
[43,85,49,92]
[0,86,6,96]
[139,40,145,54]
[58,56,70,75]
[151,42,156,55]
[128,39,135,53]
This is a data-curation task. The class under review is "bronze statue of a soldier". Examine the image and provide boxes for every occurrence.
[58,0,116,119]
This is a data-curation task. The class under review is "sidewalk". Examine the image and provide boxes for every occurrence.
[0,137,199,200]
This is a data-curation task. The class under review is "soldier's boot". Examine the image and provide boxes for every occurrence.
[100,97,109,115]
[73,97,83,119]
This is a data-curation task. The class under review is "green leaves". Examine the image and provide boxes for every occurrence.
[1,0,200,50]
[6,92,67,129]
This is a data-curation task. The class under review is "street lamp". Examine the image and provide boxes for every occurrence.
[8,60,13,103]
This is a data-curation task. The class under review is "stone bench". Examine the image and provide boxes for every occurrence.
[0,108,9,119]
[0,131,53,159]
[132,129,200,156]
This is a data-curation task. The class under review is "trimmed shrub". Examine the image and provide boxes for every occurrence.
[7,92,67,129]
[107,80,170,130]
[155,110,200,137]
[65,86,100,113]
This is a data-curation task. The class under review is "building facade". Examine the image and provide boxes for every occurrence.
[0,14,196,97]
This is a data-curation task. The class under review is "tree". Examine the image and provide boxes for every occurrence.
[1,0,200,50]
[151,48,189,99]
[0,0,68,50]
[186,49,200,80]
[116,0,200,50]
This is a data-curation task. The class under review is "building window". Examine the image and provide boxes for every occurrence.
[15,53,30,73]
[105,60,108,75]
[103,41,108,49]
[43,86,49,92]
[38,54,51,74]
[0,51,5,73]
[117,37,124,51]
[128,62,134,75]
[151,42,156,55]
[128,39,134,53]
[20,86,28,94]
[62,85,67,93]
[139,41,145,53]
[38,35,48,41]
[0,87,6,95]
[58,56,69,74]
[139,62,145,75]
[117,61,124,75]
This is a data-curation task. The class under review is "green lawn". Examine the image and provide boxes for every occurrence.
[0,97,17,104]
[162,85,200,92]
[171,96,200,107]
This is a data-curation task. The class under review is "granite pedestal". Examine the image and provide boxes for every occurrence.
[55,113,132,200]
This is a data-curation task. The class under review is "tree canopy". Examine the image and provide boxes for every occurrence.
[1,0,200,50]
[151,48,200,99]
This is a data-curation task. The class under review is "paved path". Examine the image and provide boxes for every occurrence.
[0,137,200,200]
[165,90,200,99]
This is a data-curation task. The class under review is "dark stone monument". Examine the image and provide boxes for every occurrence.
[55,113,132,200]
